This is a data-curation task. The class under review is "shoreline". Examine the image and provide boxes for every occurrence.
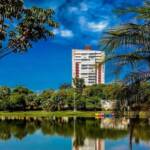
[0,111,149,119]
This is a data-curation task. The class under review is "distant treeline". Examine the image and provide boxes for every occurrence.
[0,81,150,111]
[0,83,120,111]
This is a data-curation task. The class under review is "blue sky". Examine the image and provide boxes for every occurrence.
[0,0,143,91]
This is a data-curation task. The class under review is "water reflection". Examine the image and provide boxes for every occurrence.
[0,117,149,150]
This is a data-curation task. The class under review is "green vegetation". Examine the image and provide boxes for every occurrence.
[0,0,58,58]
[0,82,150,112]
[0,111,98,118]
[101,0,150,110]
[0,84,121,112]
[0,111,149,118]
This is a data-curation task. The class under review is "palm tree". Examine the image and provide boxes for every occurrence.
[101,1,150,109]
[73,78,85,94]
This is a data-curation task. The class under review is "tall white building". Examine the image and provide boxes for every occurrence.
[72,46,105,86]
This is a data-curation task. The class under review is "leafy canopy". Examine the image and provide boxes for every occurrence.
[0,0,58,58]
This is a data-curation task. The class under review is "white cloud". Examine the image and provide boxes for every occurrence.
[61,30,73,37]
[68,3,88,13]
[53,29,74,38]
[80,3,88,11]
[79,16,86,26]
[88,21,108,32]
[68,7,78,13]
[78,17,108,32]
[53,29,59,35]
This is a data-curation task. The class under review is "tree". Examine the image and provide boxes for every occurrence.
[82,85,104,110]
[65,88,74,109]
[10,86,39,111]
[0,86,11,99]
[73,78,85,93]
[40,89,54,100]
[102,84,121,100]
[0,86,11,110]
[59,83,72,90]
[39,89,55,111]
[101,0,150,108]
[9,94,26,111]
[83,84,105,98]
[51,90,67,111]
[41,99,55,111]
[0,0,58,58]
[25,93,39,110]
[12,86,32,95]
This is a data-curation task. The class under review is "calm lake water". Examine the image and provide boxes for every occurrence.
[0,117,149,150]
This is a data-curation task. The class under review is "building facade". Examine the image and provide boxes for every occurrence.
[72,47,105,86]
[72,138,105,150]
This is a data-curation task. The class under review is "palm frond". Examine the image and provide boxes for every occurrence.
[115,0,150,21]
[101,23,150,51]
[124,71,150,85]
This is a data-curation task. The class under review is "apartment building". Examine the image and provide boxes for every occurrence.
[72,46,105,86]
[72,138,105,150]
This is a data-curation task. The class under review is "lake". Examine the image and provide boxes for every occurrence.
[0,117,149,150]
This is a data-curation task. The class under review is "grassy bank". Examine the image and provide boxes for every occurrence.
[0,111,149,119]
[0,111,98,118]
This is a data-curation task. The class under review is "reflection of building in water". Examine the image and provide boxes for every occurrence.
[72,138,105,150]
[143,141,150,148]
[100,118,129,129]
